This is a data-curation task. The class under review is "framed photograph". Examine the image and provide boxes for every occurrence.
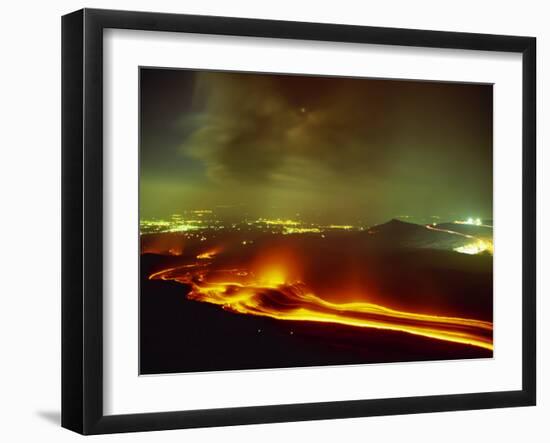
[62,8,536,434]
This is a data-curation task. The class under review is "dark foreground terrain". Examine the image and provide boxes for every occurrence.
[140,236,493,374]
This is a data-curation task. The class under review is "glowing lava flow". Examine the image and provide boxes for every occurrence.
[149,263,493,351]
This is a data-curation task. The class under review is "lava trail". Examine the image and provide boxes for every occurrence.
[149,260,493,351]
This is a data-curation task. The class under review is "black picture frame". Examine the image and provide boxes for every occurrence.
[62,8,536,435]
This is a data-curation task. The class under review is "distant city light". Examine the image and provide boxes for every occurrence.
[327,224,354,230]
[283,227,321,235]
[454,217,483,226]
[140,210,493,257]
[454,239,492,255]
[259,218,300,226]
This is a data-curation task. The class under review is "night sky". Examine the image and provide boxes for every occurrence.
[140,68,492,225]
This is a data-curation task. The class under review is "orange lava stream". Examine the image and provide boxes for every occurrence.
[149,264,493,351]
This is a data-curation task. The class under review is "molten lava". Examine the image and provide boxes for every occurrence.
[196,248,221,259]
[149,259,493,351]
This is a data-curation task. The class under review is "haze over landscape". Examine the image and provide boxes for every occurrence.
[139,68,494,374]
[140,68,492,225]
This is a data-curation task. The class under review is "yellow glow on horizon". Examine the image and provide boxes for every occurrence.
[327,224,354,230]
[283,227,321,235]
[259,218,300,226]
[454,218,484,226]
[454,239,493,255]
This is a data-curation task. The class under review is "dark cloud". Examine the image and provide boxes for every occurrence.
[180,72,401,186]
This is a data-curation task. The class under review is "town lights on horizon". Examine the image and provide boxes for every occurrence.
[455,217,483,226]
